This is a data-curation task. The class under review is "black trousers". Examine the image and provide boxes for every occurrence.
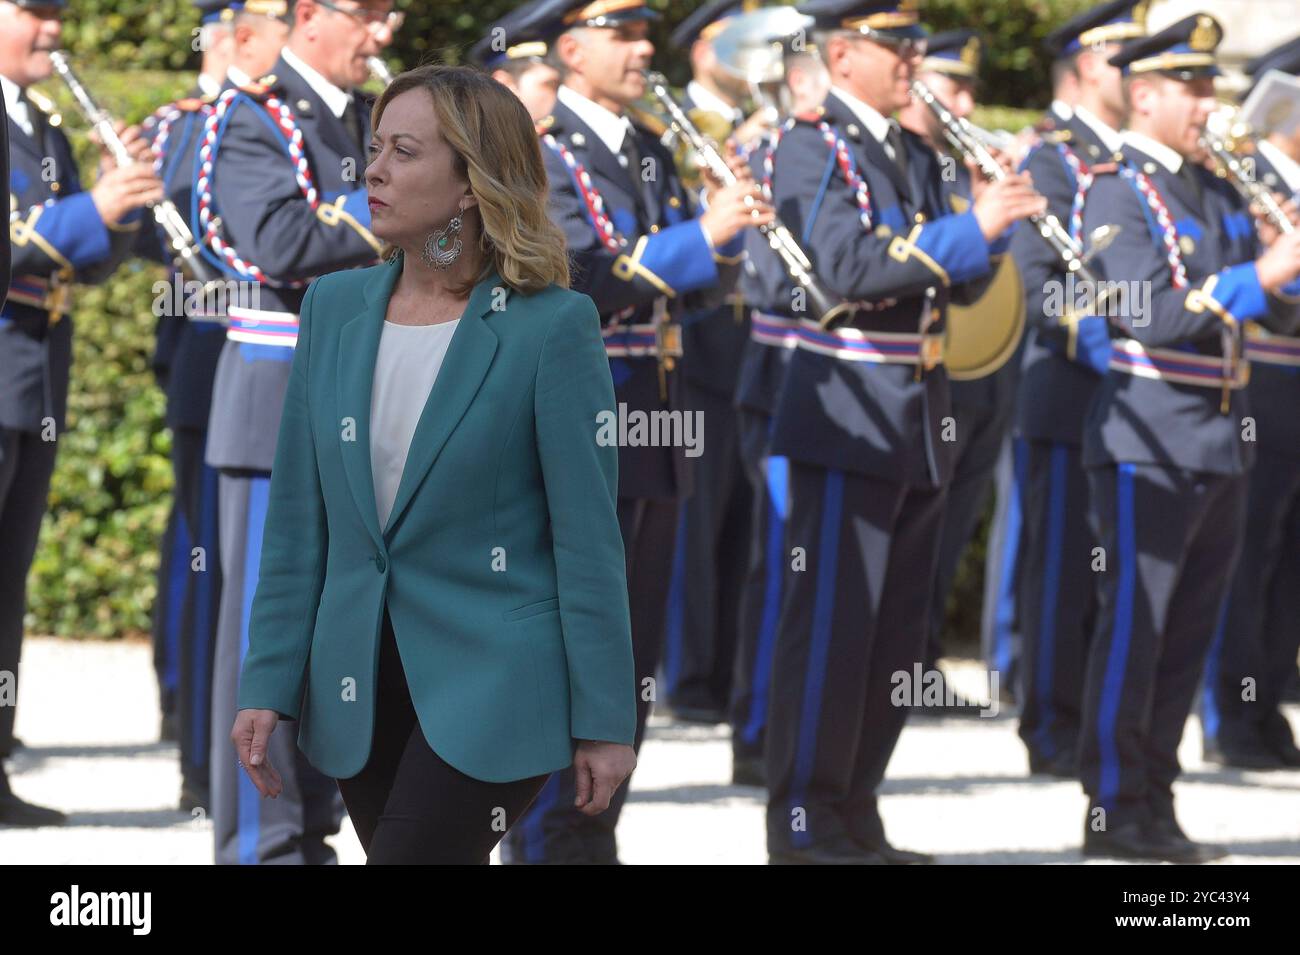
[1078,463,1244,831]
[765,463,946,853]
[925,392,1012,669]
[1017,440,1098,764]
[504,495,678,863]
[0,427,59,757]
[337,609,548,864]
[729,408,785,761]
[662,382,750,713]
[1205,447,1300,751]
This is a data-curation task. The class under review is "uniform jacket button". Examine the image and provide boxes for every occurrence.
[374,554,386,573]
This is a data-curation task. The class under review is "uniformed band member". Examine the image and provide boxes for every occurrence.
[201,0,393,863]
[729,31,828,787]
[467,0,560,123]
[757,0,1046,864]
[896,28,1013,712]
[661,0,759,725]
[1012,0,1145,777]
[1202,34,1300,770]
[1076,14,1300,862]
[1,0,163,826]
[503,0,771,864]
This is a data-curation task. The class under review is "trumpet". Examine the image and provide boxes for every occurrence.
[644,71,853,328]
[1202,107,1293,235]
[48,50,223,290]
[909,79,1121,311]
[367,56,395,87]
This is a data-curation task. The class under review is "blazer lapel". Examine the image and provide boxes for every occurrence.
[382,270,502,540]
[337,259,401,550]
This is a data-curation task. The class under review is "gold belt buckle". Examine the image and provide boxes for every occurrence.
[657,322,683,362]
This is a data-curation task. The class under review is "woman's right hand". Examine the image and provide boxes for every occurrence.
[572,740,637,816]
[230,708,284,798]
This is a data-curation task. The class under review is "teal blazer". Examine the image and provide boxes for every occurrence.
[236,257,636,782]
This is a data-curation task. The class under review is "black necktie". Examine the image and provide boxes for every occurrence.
[886,122,909,183]
[1177,160,1203,207]
[342,98,364,152]
[619,126,644,190]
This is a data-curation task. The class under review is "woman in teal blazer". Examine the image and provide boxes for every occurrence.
[230,65,636,864]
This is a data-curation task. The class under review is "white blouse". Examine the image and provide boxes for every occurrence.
[369,318,461,531]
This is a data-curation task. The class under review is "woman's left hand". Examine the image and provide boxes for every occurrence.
[572,740,637,815]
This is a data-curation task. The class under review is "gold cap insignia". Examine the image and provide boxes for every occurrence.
[1189,16,1220,53]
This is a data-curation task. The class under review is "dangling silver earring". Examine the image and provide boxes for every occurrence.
[421,208,463,269]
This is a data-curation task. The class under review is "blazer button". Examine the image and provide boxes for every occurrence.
[374,554,386,573]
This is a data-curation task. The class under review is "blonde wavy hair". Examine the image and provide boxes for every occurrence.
[371,64,569,295]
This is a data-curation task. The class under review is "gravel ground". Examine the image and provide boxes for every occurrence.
[3,636,1298,865]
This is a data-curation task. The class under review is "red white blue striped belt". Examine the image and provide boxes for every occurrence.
[1109,338,1248,389]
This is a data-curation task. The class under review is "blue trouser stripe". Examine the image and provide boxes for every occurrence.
[1098,463,1137,809]
[189,459,220,767]
[993,437,1027,675]
[789,468,843,848]
[237,476,270,865]
[1033,443,1069,757]
[1200,597,1231,745]
[522,772,561,863]
[742,455,789,747]
[164,508,191,694]
[662,506,689,697]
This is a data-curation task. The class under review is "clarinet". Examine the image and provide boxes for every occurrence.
[910,79,1121,316]
[645,71,853,329]
[48,50,223,289]
[367,56,396,87]
[1201,132,1295,235]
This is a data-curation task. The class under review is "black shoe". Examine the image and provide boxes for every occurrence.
[1082,821,1174,862]
[1203,737,1287,770]
[769,840,887,865]
[731,753,766,788]
[856,838,935,865]
[1028,750,1077,779]
[179,782,209,813]
[0,792,68,827]
[909,691,988,718]
[160,712,179,743]
[1148,819,1227,864]
[661,702,726,724]
[1261,717,1300,768]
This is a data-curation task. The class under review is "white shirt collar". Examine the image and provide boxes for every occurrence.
[1072,104,1123,154]
[830,87,893,144]
[281,46,352,118]
[1258,139,1300,196]
[1050,99,1074,122]
[227,65,251,88]
[558,84,632,157]
[1,74,32,137]
[197,72,223,98]
[686,80,743,124]
[1123,130,1183,175]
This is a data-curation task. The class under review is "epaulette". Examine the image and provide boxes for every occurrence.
[1043,129,1072,144]
[26,88,62,126]
[535,114,555,135]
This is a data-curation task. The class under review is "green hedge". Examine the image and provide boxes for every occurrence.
[27,0,1063,639]
[61,0,1092,108]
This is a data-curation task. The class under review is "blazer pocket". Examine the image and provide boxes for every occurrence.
[503,596,560,622]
